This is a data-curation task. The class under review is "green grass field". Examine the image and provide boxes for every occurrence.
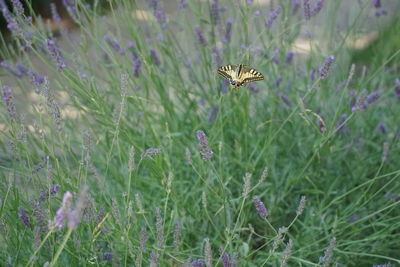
[0,0,399,266]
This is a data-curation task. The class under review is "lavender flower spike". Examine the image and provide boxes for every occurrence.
[253,196,268,219]
[196,130,213,161]
[303,0,311,19]
[319,55,334,79]
[223,18,233,43]
[11,0,24,17]
[68,185,89,230]
[50,3,62,25]
[2,86,17,120]
[47,39,67,71]
[150,48,160,66]
[372,0,381,8]
[394,78,400,99]
[18,207,32,228]
[49,191,72,231]
[195,26,207,46]
[311,0,324,16]
[265,7,281,29]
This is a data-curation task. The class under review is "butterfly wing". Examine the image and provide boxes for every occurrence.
[218,65,237,80]
[239,65,264,83]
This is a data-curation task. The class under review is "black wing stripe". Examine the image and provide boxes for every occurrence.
[218,69,232,80]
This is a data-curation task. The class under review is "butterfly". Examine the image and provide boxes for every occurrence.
[217,64,264,88]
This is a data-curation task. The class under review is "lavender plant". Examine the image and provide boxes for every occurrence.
[0,0,399,266]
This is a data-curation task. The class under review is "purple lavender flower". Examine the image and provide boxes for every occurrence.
[62,0,77,18]
[50,3,62,24]
[210,0,220,25]
[334,113,349,133]
[150,48,160,66]
[247,0,253,4]
[223,18,233,43]
[253,196,268,219]
[104,35,125,55]
[275,76,283,87]
[141,147,163,159]
[11,0,24,16]
[103,252,113,261]
[254,10,261,16]
[196,130,213,161]
[292,0,301,13]
[303,0,311,19]
[208,106,219,122]
[378,122,387,135]
[130,52,142,78]
[265,7,281,29]
[375,9,388,17]
[177,0,188,8]
[373,264,392,267]
[150,251,160,266]
[219,248,235,267]
[309,68,316,81]
[271,49,280,64]
[18,207,31,228]
[15,63,28,75]
[1,86,17,120]
[30,200,48,233]
[277,91,292,107]
[50,191,72,231]
[311,0,324,16]
[47,39,67,71]
[39,184,61,202]
[394,79,400,99]
[68,185,89,230]
[372,0,381,8]
[286,51,295,63]
[319,55,334,79]
[192,259,206,267]
[367,91,380,104]
[212,47,223,66]
[249,83,260,94]
[352,90,368,112]
[195,26,207,46]
[27,70,45,85]
[154,6,167,29]
[147,0,157,9]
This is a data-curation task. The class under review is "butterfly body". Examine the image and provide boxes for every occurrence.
[218,64,264,88]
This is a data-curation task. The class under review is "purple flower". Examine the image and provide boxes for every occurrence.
[191,259,206,267]
[334,113,349,134]
[208,106,219,122]
[103,252,113,261]
[210,0,220,25]
[372,0,381,8]
[223,18,233,43]
[50,3,62,25]
[378,122,387,135]
[39,184,61,202]
[319,55,334,79]
[11,0,24,17]
[311,0,324,16]
[150,48,160,66]
[277,91,292,107]
[178,0,188,8]
[18,207,31,228]
[50,191,72,231]
[247,0,253,4]
[352,90,368,112]
[394,79,400,99]
[286,51,295,63]
[195,26,207,46]
[254,10,261,16]
[212,47,223,66]
[62,0,77,18]
[292,0,301,13]
[47,39,67,71]
[1,86,17,120]
[219,248,236,267]
[303,0,311,19]
[309,68,316,81]
[367,91,380,104]
[375,9,387,17]
[141,146,163,159]
[147,0,157,9]
[27,70,45,85]
[271,49,280,64]
[154,7,167,29]
[196,130,213,161]
[104,35,125,55]
[130,52,142,78]
[265,7,281,29]
[249,83,260,94]
[68,185,89,230]
[253,196,268,219]
[275,76,283,87]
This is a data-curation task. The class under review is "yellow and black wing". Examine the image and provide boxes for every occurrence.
[218,65,237,80]
[238,65,264,83]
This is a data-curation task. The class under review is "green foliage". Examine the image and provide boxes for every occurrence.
[0,0,399,266]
